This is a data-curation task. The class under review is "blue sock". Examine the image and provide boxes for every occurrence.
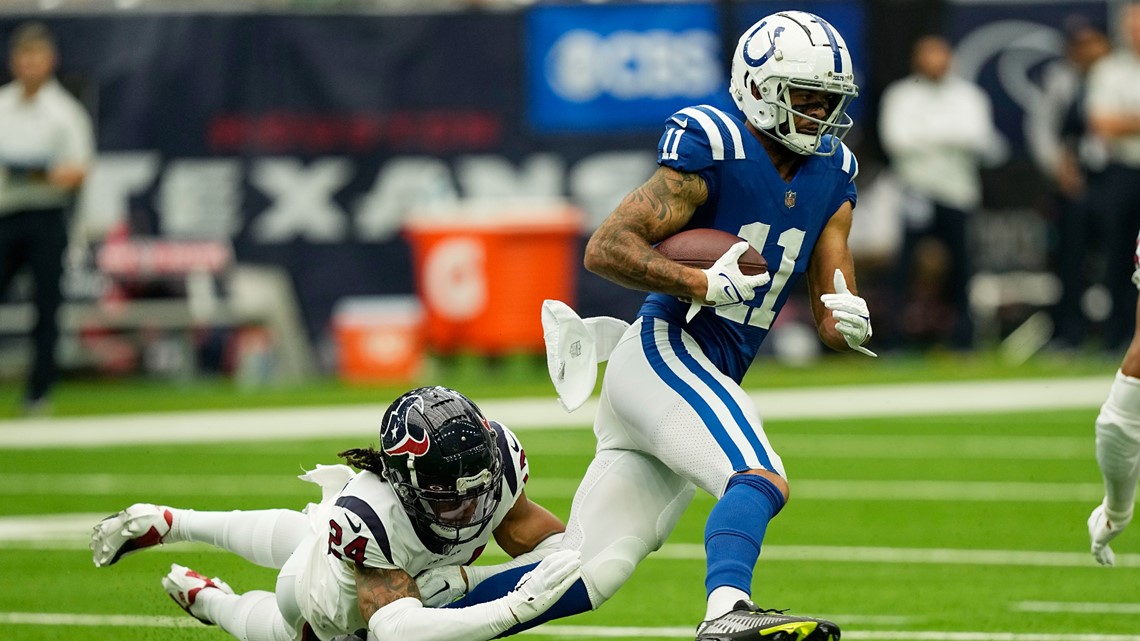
[446,561,593,637]
[447,563,536,610]
[704,474,786,596]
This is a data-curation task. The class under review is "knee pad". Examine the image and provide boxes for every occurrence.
[582,481,694,606]
[581,536,648,606]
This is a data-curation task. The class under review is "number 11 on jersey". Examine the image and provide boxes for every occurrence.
[715,221,805,329]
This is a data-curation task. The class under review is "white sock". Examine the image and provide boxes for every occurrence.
[198,589,298,641]
[170,509,310,569]
[1096,371,1140,524]
[705,586,750,620]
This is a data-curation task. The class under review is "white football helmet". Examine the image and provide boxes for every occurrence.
[730,11,859,156]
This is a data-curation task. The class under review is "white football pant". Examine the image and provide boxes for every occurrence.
[1095,371,1140,526]
[170,508,310,641]
[564,317,783,606]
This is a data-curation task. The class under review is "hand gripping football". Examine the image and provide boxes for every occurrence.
[655,228,767,275]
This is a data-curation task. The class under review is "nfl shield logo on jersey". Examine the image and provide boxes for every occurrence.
[784,190,797,208]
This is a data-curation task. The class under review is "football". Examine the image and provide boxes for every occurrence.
[655,228,767,275]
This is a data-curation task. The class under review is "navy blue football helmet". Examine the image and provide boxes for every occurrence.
[379,386,503,547]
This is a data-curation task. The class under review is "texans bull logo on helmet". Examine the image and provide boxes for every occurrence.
[382,393,431,457]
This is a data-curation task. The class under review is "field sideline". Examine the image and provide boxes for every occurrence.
[4,375,1139,641]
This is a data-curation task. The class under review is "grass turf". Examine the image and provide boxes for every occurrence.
[0,347,1123,418]
[2,401,1137,640]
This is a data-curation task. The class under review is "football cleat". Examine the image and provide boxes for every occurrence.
[90,503,174,567]
[161,563,234,624]
[1088,502,1128,566]
[696,600,840,641]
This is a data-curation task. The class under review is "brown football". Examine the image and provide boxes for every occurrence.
[655,228,767,275]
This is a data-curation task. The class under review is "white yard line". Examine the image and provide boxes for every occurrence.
[654,543,1139,568]
[0,612,200,628]
[5,514,1132,568]
[1,613,1137,641]
[520,629,1140,641]
[775,435,1093,460]
[1013,602,1140,615]
[0,376,1113,449]
[838,635,1140,641]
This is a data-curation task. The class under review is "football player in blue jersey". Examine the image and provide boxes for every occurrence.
[428,11,871,641]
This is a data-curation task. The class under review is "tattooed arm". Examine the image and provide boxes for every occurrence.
[358,552,582,641]
[354,565,422,622]
[583,165,711,302]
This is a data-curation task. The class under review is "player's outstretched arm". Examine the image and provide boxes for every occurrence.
[364,550,582,641]
[584,166,709,300]
[416,490,566,607]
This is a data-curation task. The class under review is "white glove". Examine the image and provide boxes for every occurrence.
[819,269,876,357]
[503,549,582,624]
[415,565,467,607]
[686,241,772,322]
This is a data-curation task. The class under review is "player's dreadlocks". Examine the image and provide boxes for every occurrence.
[338,447,385,475]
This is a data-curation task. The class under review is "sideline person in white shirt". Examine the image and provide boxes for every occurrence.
[878,35,999,351]
[1087,3,1140,352]
[0,21,94,413]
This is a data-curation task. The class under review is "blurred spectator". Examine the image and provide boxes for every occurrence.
[1027,19,1111,350]
[1087,4,1140,352]
[878,35,999,350]
[0,22,94,414]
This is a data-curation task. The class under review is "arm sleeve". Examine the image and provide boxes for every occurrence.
[658,110,716,173]
[464,532,565,590]
[368,596,517,641]
[657,107,724,199]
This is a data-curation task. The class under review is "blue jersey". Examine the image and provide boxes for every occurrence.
[638,104,859,382]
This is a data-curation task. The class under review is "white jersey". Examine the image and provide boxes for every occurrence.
[288,421,530,640]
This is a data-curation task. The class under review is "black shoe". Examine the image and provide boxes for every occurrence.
[695,600,840,641]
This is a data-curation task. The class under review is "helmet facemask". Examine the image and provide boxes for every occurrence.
[396,457,501,546]
[763,79,855,156]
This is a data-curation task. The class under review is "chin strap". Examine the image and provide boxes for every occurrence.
[540,300,630,413]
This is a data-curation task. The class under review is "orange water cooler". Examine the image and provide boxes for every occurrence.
[332,296,425,383]
[404,202,583,354]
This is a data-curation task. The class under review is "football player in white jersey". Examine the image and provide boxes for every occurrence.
[89,386,580,641]
[434,11,867,641]
[1088,231,1140,565]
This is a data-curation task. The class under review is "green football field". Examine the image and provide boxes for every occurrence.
[2,371,1138,641]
